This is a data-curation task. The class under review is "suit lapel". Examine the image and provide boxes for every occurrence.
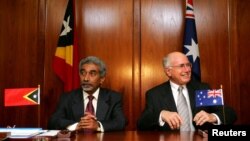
[96,89,109,120]
[187,83,196,115]
[160,81,178,112]
[71,90,84,120]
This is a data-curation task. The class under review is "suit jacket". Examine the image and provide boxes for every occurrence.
[48,88,126,132]
[137,79,237,131]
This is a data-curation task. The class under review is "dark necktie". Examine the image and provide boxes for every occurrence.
[83,95,95,133]
[86,95,95,115]
[177,86,190,131]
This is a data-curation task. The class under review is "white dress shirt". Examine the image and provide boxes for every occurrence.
[67,88,104,132]
[169,81,195,131]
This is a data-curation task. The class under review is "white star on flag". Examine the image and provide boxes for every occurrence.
[184,38,200,62]
[60,15,72,36]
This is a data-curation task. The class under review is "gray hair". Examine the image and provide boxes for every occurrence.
[162,54,171,68]
[79,56,106,77]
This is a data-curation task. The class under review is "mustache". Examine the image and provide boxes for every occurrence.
[81,82,92,86]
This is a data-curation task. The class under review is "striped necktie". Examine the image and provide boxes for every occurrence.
[177,86,190,131]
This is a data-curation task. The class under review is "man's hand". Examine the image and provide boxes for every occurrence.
[76,112,99,131]
[193,110,217,126]
[160,110,183,130]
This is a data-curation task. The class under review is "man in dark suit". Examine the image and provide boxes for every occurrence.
[137,52,237,131]
[48,56,126,132]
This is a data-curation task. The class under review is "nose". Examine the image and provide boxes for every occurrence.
[83,74,90,81]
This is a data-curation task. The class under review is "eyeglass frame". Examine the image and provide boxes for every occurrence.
[167,63,192,69]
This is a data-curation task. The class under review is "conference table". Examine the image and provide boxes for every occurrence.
[13,130,207,141]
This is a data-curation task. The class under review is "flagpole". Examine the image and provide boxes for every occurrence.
[38,84,41,127]
[220,84,226,124]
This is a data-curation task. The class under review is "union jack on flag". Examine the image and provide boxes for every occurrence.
[208,89,222,98]
[195,89,224,107]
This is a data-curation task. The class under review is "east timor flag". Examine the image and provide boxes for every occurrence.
[4,87,40,106]
[52,0,79,92]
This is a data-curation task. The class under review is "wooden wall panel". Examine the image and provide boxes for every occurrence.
[227,0,241,124]
[236,0,250,124]
[0,0,45,127]
[132,0,142,128]
[43,0,68,129]
[195,1,232,103]
[140,0,184,109]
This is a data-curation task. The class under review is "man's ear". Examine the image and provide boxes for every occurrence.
[100,77,105,85]
[164,67,171,77]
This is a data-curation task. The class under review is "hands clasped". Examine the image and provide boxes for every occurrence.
[76,112,99,131]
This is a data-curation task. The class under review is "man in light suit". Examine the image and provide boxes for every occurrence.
[137,52,237,131]
[48,56,126,132]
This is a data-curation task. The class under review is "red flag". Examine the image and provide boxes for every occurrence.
[53,0,79,91]
[4,87,40,107]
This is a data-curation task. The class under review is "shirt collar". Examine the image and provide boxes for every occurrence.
[83,88,100,100]
[169,80,186,91]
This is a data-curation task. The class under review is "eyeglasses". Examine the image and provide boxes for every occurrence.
[168,63,192,69]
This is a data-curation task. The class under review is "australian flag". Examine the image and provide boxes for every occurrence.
[195,89,224,107]
[183,0,201,81]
